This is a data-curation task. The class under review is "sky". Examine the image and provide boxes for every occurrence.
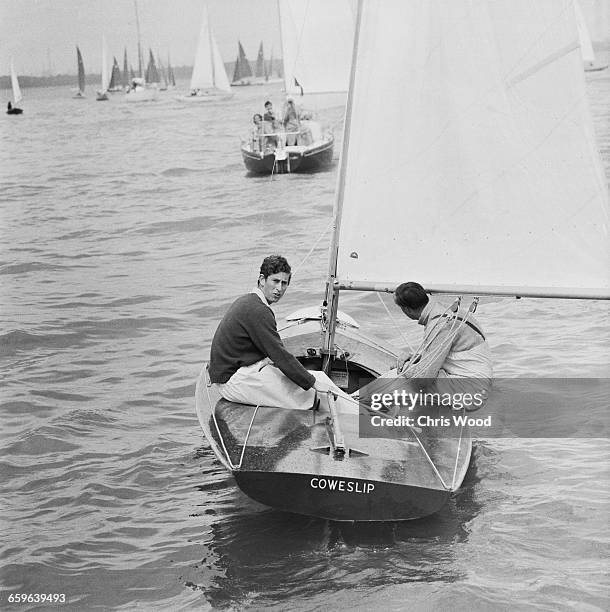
[1,0,609,77]
[0,0,283,76]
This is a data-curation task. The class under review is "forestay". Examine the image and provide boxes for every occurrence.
[279,0,355,101]
[334,0,609,299]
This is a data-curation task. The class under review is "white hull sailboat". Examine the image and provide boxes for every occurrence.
[198,0,609,522]
[7,59,23,115]
[180,1,232,101]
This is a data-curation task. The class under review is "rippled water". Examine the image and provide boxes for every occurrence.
[1,72,609,611]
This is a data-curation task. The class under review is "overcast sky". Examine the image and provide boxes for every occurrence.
[1,0,609,77]
[0,0,282,76]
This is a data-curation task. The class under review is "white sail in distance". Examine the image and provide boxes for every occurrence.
[101,36,109,92]
[333,0,609,299]
[10,59,22,104]
[190,2,230,92]
[279,0,354,107]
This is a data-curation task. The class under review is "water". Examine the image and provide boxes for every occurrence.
[1,74,609,611]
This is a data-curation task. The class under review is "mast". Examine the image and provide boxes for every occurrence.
[322,0,364,371]
[206,2,216,87]
[134,0,143,78]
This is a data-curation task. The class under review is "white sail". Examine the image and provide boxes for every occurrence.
[10,59,22,105]
[190,2,230,92]
[574,0,596,64]
[332,0,609,299]
[101,36,109,92]
[279,0,354,104]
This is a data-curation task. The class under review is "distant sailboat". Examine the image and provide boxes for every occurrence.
[122,49,130,90]
[125,1,159,102]
[231,41,253,86]
[108,57,122,91]
[157,53,168,90]
[7,60,23,115]
[96,36,110,100]
[167,54,176,89]
[73,45,86,98]
[255,41,266,79]
[181,2,232,100]
[145,49,160,85]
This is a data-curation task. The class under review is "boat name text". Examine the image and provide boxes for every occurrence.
[310,478,374,494]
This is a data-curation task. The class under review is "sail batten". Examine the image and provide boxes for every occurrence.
[333,0,609,299]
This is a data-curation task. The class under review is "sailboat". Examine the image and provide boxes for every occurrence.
[240,0,352,174]
[197,0,609,522]
[157,53,168,91]
[108,57,122,92]
[73,46,86,98]
[231,41,253,86]
[180,1,232,101]
[279,0,354,109]
[166,54,176,90]
[125,1,159,102]
[7,60,23,115]
[96,36,110,101]
[574,0,608,71]
[145,49,160,86]
[121,49,130,91]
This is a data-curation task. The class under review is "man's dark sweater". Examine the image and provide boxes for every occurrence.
[209,293,315,390]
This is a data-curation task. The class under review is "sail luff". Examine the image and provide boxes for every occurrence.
[10,59,22,104]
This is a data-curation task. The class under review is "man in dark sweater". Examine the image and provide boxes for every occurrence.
[209,255,338,410]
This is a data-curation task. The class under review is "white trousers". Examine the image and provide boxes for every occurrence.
[214,358,356,412]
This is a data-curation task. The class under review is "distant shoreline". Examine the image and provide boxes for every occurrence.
[0,59,284,89]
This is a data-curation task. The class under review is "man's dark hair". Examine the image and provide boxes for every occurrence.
[264,100,272,108]
[394,282,429,309]
[260,255,291,280]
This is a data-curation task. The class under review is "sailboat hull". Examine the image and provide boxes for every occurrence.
[241,137,334,174]
[234,471,453,522]
[178,91,234,102]
[196,318,472,522]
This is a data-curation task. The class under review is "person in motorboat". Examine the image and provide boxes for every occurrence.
[250,113,264,152]
[262,100,281,150]
[392,281,493,406]
[209,255,350,411]
[282,96,300,146]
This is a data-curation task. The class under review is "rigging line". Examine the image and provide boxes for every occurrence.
[375,292,414,353]
[292,218,334,275]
